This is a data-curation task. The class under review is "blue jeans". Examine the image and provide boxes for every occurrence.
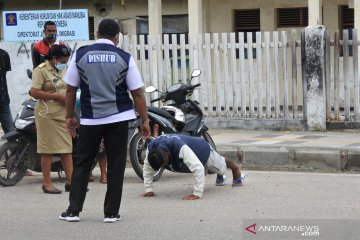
[0,102,14,134]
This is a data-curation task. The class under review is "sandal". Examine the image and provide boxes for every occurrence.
[42,185,62,194]
[100,178,107,184]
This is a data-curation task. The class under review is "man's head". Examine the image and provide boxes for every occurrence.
[43,21,57,45]
[148,148,170,171]
[97,18,120,45]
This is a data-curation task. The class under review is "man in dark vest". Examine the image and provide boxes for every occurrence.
[142,134,244,200]
[60,19,150,223]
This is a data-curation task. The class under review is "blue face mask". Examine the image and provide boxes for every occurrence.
[46,33,57,41]
[55,63,67,72]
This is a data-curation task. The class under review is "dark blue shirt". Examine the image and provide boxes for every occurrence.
[148,134,211,173]
[0,49,11,103]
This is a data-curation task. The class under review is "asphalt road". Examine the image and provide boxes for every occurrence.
[0,168,359,240]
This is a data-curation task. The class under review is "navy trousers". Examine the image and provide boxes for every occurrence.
[68,120,129,215]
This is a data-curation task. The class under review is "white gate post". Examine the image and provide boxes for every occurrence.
[308,0,323,26]
[148,0,162,90]
[303,26,327,131]
[350,0,360,59]
[188,0,203,101]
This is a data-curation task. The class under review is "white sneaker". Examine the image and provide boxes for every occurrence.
[215,175,227,186]
[103,214,121,223]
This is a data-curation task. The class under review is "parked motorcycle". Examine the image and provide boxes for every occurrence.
[0,71,90,187]
[129,69,217,181]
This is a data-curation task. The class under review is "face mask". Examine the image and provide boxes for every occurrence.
[55,63,67,72]
[46,33,57,41]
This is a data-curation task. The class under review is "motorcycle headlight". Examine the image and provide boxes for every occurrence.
[15,118,34,129]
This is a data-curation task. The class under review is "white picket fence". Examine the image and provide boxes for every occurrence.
[326,29,360,122]
[119,30,360,122]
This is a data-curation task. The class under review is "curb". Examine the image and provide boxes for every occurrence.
[217,144,360,172]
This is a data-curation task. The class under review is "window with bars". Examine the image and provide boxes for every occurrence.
[277,7,308,28]
[340,5,354,29]
[233,9,260,59]
[339,5,354,56]
[234,9,260,32]
[136,14,189,59]
[88,16,95,40]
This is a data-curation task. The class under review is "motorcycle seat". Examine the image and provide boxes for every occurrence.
[147,106,176,122]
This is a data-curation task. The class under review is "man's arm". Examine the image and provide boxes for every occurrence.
[126,56,150,137]
[30,87,65,104]
[65,84,78,138]
[142,149,156,197]
[130,88,150,137]
[4,50,11,71]
[31,44,40,69]
[179,145,205,200]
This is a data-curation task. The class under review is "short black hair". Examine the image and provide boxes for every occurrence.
[44,21,56,30]
[98,19,120,38]
[47,44,71,59]
[148,148,167,171]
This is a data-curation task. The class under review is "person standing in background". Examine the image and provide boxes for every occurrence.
[0,48,14,136]
[32,21,63,68]
[29,21,65,176]
[30,44,73,194]
[88,140,108,184]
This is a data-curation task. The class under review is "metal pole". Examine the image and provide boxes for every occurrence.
[59,0,62,9]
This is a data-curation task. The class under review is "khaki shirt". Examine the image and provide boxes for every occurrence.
[31,61,67,116]
[31,61,72,154]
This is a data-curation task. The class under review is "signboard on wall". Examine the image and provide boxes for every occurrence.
[2,9,89,42]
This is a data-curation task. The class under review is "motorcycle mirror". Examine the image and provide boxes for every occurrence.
[145,85,157,93]
[191,69,201,79]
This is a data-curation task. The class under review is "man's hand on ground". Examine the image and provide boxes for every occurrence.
[182,194,200,200]
[142,192,156,197]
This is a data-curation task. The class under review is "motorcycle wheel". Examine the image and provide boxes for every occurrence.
[129,131,164,181]
[0,142,27,186]
[202,131,217,151]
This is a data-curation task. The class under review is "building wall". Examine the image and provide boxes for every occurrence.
[205,0,349,33]
[0,0,356,118]
[0,0,352,38]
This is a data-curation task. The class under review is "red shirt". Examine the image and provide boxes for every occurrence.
[31,39,64,68]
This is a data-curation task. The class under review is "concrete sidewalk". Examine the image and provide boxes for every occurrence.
[2,128,360,172]
[209,129,360,172]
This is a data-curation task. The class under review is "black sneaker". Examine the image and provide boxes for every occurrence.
[103,214,121,223]
[59,211,80,222]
